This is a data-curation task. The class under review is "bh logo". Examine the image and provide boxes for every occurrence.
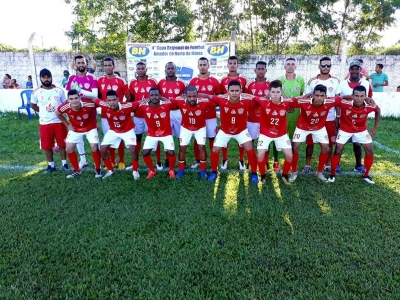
[129,47,150,57]
[207,45,228,56]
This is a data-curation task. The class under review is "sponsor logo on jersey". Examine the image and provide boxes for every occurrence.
[195,110,201,116]
[154,114,159,119]
[207,45,229,56]
[272,110,277,116]
[306,111,311,116]
[189,112,194,116]
[313,112,319,117]
[183,108,187,114]
[238,108,244,114]
[76,116,81,120]
[134,88,139,93]
[346,110,351,115]
[160,112,166,118]
[201,86,206,91]
[101,84,106,90]
[231,109,236,114]
[119,116,125,120]
[113,116,118,120]
[207,85,213,91]
[146,113,151,118]
[129,46,150,57]
[112,85,118,91]
[224,107,229,113]
[174,88,180,95]
[280,110,285,116]
[107,113,111,118]
[252,89,256,94]
[360,114,366,118]
[258,90,263,95]
[266,109,271,114]
[352,114,357,118]
[321,111,326,116]
[162,88,167,93]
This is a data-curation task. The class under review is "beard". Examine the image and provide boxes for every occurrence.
[77,66,86,72]
[41,80,52,87]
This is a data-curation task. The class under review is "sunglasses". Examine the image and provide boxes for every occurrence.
[320,64,332,68]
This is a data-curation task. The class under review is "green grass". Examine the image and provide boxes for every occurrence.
[0,113,399,299]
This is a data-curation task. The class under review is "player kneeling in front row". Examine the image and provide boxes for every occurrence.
[141,87,177,179]
[56,89,102,178]
[94,90,141,179]
[328,85,380,184]
[252,80,293,184]
[290,84,342,182]
[168,86,216,179]
[200,80,259,183]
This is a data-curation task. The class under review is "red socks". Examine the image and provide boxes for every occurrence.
[143,155,155,172]
[282,160,291,176]
[239,145,245,161]
[330,155,341,176]
[178,160,185,171]
[292,152,299,173]
[91,150,101,170]
[193,140,200,161]
[118,142,125,163]
[246,149,257,173]
[103,159,114,171]
[167,153,176,171]
[68,151,80,172]
[222,146,228,161]
[155,143,161,163]
[109,148,116,164]
[363,155,374,176]
[131,160,138,172]
[200,160,206,171]
[211,151,220,172]
[317,153,329,173]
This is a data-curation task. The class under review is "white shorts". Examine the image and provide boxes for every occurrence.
[143,135,175,151]
[180,126,206,146]
[206,118,217,138]
[134,117,148,135]
[292,127,329,144]
[101,129,136,146]
[170,110,182,138]
[101,118,110,135]
[336,129,372,144]
[66,128,99,144]
[257,133,291,151]
[247,121,260,140]
[214,129,252,148]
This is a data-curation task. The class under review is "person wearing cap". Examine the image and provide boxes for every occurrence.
[345,59,369,80]
[338,60,373,174]
[30,68,70,174]
[62,70,70,88]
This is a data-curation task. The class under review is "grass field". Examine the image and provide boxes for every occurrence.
[0,113,399,299]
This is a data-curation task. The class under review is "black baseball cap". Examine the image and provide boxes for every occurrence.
[39,68,52,77]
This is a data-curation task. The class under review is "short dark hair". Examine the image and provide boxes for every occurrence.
[28,75,32,79]
[186,85,198,93]
[255,61,267,68]
[357,59,363,64]
[269,80,282,89]
[228,56,239,63]
[376,63,383,69]
[11,79,16,83]
[74,55,85,62]
[67,89,80,97]
[5,74,11,79]
[165,62,176,68]
[106,90,118,97]
[228,80,241,90]
[198,57,209,64]
[319,56,331,63]
[314,84,327,94]
[104,57,115,66]
[353,85,367,95]
[136,61,146,67]
[286,58,296,62]
[149,87,160,93]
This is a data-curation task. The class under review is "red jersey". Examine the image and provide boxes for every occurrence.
[252,97,294,137]
[57,100,97,133]
[189,76,221,119]
[211,95,255,134]
[245,80,270,122]
[129,78,158,118]
[97,76,129,118]
[338,100,379,133]
[170,98,216,131]
[137,103,176,137]
[220,75,247,94]
[95,99,139,133]
[158,78,186,100]
[293,96,341,131]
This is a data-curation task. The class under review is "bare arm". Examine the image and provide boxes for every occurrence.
[56,110,74,131]
[369,107,380,138]
[31,103,39,112]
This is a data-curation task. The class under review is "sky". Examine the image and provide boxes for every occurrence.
[1,0,399,51]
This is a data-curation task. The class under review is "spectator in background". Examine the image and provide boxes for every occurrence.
[2,74,11,88]
[397,86,400,92]
[62,70,69,88]
[26,75,33,89]
[10,79,19,89]
[370,64,389,92]
[345,59,369,80]
[114,71,121,77]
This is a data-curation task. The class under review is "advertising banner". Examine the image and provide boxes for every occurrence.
[126,41,231,83]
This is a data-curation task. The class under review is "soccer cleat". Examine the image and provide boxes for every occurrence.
[95,169,102,178]
[168,170,175,179]
[132,171,140,180]
[239,160,245,170]
[146,170,157,179]
[354,165,366,173]
[66,171,81,179]
[191,160,200,169]
[316,172,327,181]
[44,165,56,174]
[327,175,336,183]
[289,172,298,183]
[208,172,218,181]
[273,161,281,172]
[199,170,207,179]
[362,175,375,184]
[79,161,88,169]
[251,173,259,183]
[156,162,163,170]
[221,159,229,170]
[260,174,267,183]
[163,159,169,169]
[323,165,331,172]
[281,174,290,184]
[176,170,185,179]
[336,164,342,174]
[62,164,70,172]
[301,165,312,174]
[125,165,133,171]
[102,170,114,179]
[118,162,125,170]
